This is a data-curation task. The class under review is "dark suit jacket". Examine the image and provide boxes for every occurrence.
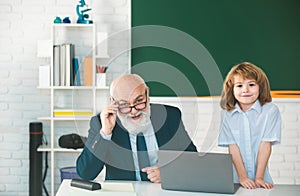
[76,104,197,181]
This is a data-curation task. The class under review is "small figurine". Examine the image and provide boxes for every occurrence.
[54,16,62,23]
[63,17,71,23]
[76,0,93,24]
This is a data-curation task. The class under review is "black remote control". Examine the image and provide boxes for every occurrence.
[71,178,101,191]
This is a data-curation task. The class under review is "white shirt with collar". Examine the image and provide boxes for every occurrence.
[218,100,281,183]
[100,122,159,181]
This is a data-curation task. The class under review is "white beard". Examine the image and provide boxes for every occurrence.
[117,107,151,135]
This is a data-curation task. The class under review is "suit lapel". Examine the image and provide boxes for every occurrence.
[150,104,170,148]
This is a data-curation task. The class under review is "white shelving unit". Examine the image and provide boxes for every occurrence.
[37,23,110,196]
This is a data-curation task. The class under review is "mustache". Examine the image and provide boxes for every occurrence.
[125,111,144,118]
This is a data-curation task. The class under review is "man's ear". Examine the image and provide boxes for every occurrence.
[146,87,150,100]
[109,96,114,104]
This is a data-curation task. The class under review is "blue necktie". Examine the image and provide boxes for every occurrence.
[137,133,150,181]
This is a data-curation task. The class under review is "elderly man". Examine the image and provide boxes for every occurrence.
[76,74,197,183]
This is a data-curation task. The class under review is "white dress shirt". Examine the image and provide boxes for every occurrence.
[100,122,159,181]
[218,100,281,183]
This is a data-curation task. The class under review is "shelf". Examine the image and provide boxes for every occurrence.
[38,116,92,121]
[54,86,94,89]
[96,86,109,90]
[44,21,104,196]
[52,86,94,90]
[37,86,94,90]
[38,117,52,121]
[37,145,83,152]
[38,86,109,90]
[37,86,51,89]
[52,23,95,28]
[53,116,92,120]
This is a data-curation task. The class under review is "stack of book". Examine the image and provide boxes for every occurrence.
[53,108,93,118]
[53,43,81,86]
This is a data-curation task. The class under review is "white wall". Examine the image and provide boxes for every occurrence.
[0,0,300,195]
[0,0,130,195]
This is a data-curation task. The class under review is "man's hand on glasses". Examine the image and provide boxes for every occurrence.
[100,104,118,136]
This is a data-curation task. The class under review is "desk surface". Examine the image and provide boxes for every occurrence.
[57,179,300,196]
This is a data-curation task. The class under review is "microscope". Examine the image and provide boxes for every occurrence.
[76,0,93,24]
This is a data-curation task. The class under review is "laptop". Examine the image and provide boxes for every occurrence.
[158,150,240,194]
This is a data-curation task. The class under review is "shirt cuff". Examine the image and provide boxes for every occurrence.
[100,129,112,140]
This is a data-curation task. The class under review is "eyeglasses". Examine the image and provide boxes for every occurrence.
[112,91,148,114]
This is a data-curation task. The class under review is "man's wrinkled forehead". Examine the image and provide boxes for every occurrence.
[111,74,147,100]
[114,82,146,101]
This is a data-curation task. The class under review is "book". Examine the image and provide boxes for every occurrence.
[84,56,93,86]
[55,43,76,86]
[53,45,61,86]
[64,43,75,86]
[63,43,75,86]
[53,109,93,117]
[65,43,71,86]
[70,44,75,86]
[60,44,66,86]
[74,58,81,86]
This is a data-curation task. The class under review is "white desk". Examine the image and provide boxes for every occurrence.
[57,179,300,196]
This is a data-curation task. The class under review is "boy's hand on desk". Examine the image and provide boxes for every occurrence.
[239,177,257,189]
[142,166,161,183]
[255,178,274,189]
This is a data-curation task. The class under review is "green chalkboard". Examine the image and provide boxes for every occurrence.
[131,0,300,96]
